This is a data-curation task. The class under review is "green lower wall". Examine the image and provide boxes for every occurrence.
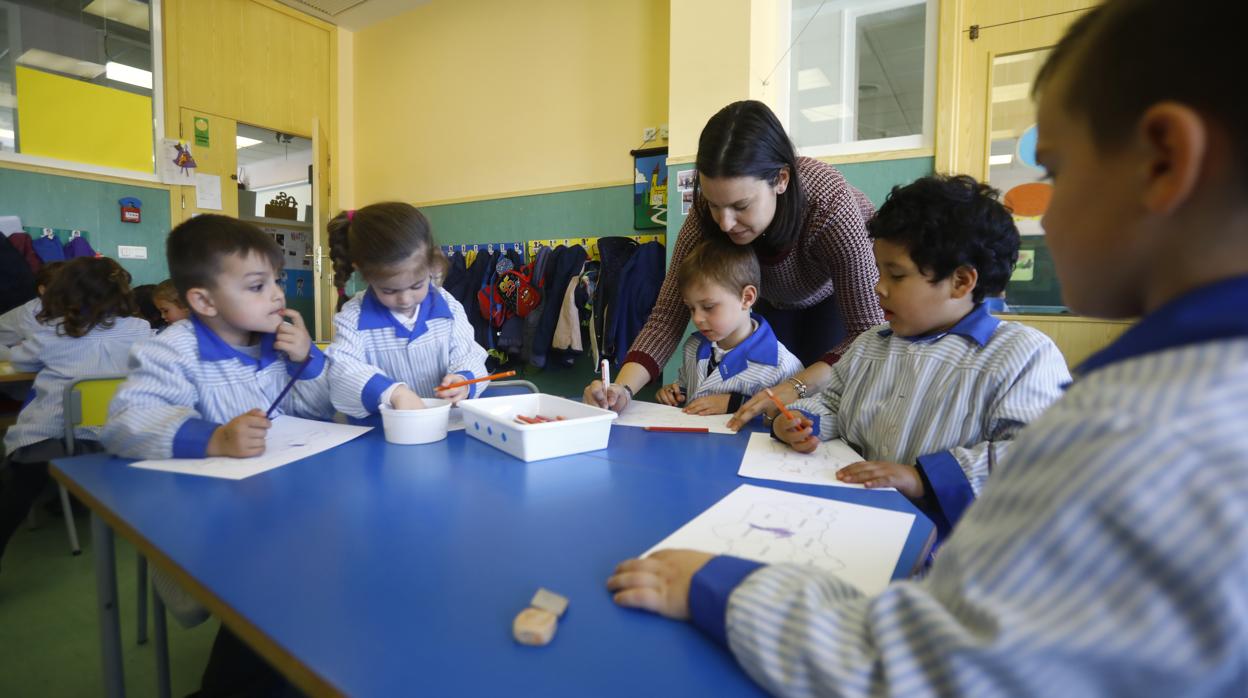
[0,166,172,286]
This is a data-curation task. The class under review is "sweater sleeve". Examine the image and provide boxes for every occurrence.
[623,210,702,381]
[810,185,883,363]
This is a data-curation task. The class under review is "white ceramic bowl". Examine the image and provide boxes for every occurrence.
[379,398,452,445]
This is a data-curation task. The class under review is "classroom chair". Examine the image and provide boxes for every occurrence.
[480,380,540,397]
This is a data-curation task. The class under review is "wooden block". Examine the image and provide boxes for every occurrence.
[530,588,568,617]
[513,607,558,646]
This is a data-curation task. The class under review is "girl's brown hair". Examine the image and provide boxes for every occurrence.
[328,202,446,310]
[153,278,188,308]
[38,257,139,338]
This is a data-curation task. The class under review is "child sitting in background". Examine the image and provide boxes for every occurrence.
[653,238,804,416]
[0,261,65,359]
[0,257,150,566]
[773,175,1070,538]
[132,284,164,331]
[326,203,488,419]
[152,278,191,328]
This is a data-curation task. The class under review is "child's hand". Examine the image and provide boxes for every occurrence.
[207,409,271,457]
[656,382,685,406]
[274,309,312,363]
[390,385,426,411]
[683,393,730,415]
[606,549,716,620]
[774,412,819,453]
[433,374,470,404]
[727,383,792,431]
[583,380,631,412]
[838,461,924,498]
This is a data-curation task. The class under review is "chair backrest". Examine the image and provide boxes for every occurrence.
[479,379,539,397]
[63,376,126,451]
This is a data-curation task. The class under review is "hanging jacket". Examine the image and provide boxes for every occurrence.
[64,235,97,259]
[530,245,587,369]
[0,235,37,315]
[592,237,640,363]
[32,234,66,264]
[609,241,666,367]
[8,233,42,274]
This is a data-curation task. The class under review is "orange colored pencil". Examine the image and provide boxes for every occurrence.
[765,388,797,423]
[440,370,517,391]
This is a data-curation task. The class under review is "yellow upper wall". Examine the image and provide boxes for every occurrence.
[353,0,670,206]
[15,67,154,173]
[668,0,751,162]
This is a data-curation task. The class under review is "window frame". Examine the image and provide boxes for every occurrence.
[0,0,165,184]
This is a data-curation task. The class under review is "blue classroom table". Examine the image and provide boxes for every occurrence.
[51,424,934,697]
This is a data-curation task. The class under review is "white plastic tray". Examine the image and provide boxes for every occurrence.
[457,394,617,462]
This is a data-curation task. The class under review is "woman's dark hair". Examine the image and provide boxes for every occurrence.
[694,100,804,252]
[132,284,164,329]
[328,202,446,311]
[868,175,1019,303]
[38,257,139,338]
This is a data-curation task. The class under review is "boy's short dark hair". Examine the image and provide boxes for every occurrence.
[167,215,284,296]
[868,175,1019,302]
[677,237,761,296]
[1035,0,1247,189]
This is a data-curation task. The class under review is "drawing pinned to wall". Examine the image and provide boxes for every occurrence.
[644,485,915,595]
[631,147,668,230]
[157,139,197,184]
[1011,249,1036,282]
[676,168,696,216]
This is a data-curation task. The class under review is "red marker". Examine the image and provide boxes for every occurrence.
[643,426,709,433]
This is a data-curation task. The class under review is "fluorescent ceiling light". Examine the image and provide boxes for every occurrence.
[17,49,105,80]
[992,82,1031,104]
[236,135,263,149]
[797,68,831,91]
[801,104,851,122]
[0,128,14,140]
[105,61,152,89]
[83,0,151,31]
[989,154,1014,166]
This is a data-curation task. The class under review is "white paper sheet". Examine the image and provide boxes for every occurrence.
[645,484,914,595]
[613,400,735,434]
[737,432,888,489]
[194,173,222,210]
[156,139,197,184]
[130,416,371,480]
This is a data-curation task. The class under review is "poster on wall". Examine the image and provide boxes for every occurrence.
[631,147,668,230]
[676,168,696,216]
[264,227,315,323]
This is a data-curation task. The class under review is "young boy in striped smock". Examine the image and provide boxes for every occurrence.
[654,238,804,416]
[608,3,1248,695]
[325,202,487,420]
[771,175,1071,538]
[103,215,333,461]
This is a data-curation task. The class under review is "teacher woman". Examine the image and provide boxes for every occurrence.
[584,100,884,427]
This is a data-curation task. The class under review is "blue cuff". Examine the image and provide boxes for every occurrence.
[455,370,478,398]
[173,417,221,458]
[916,450,975,541]
[688,555,765,647]
[291,344,326,379]
[362,373,397,415]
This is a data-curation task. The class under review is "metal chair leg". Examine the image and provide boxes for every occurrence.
[58,484,81,555]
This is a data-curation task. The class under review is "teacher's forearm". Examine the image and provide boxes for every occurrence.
[615,362,654,395]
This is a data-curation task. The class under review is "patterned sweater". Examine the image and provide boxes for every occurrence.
[626,158,883,380]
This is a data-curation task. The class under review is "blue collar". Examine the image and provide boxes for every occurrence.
[1079,275,1248,376]
[695,314,781,380]
[878,303,1000,347]
[191,315,279,369]
[357,286,454,341]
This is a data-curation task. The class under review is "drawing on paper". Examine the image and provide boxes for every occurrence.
[710,502,847,572]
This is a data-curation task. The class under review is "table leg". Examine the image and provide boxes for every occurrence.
[153,589,171,698]
[92,512,125,698]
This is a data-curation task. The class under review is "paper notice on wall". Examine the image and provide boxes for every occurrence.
[195,173,222,210]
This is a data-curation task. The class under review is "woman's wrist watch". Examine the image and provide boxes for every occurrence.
[788,376,808,399]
